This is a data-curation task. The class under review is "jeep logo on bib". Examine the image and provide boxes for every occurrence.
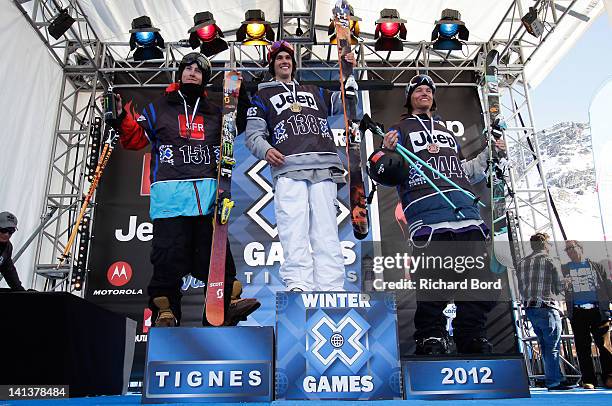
[271,91,318,115]
[409,130,457,153]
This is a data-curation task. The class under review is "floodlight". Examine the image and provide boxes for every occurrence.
[431,9,469,51]
[374,9,407,52]
[129,16,164,61]
[236,10,275,45]
[188,12,228,57]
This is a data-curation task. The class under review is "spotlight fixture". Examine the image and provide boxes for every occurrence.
[49,8,75,40]
[129,16,165,61]
[188,12,228,57]
[431,9,469,51]
[328,4,361,45]
[236,10,275,45]
[521,7,544,37]
[374,9,407,52]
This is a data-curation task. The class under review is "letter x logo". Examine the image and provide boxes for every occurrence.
[306,309,371,374]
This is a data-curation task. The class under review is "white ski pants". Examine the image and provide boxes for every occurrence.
[274,177,345,291]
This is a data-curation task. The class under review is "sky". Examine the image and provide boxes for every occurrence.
[531,12,612,129]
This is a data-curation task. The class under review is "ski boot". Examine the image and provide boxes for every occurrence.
[456,337,493,354]
[415,334,453,355]
[224,280,261,326]
[152,296,177,327]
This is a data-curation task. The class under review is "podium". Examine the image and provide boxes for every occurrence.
[142,327,273,403]
[275,292,403,400]
[403,355,530,400]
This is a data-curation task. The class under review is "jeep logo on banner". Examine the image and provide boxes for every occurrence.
[275,292,402,400]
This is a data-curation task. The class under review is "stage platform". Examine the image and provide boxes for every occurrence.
[7,388,612,405]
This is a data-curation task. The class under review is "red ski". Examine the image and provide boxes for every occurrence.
[205,70,242,326]
[333,0,369,239]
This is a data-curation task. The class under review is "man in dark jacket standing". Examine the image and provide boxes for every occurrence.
[0,211,25,291]
[562,240,612,389]
[383,74,504,355]
[114,52,258,327]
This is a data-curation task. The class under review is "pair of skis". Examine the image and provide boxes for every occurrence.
[205,71,241,326]
[333,0,370,240]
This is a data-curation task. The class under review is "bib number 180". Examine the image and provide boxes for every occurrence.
[441,367,493,385]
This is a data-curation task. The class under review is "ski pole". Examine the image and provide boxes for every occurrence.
[361,114,486,208]
[394,148,466,219]
[57,129,118,268]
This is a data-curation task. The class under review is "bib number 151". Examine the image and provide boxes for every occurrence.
[441,367,493,385]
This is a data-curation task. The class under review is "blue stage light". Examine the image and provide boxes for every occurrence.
[439,23,459,38]
[431,9,469,51]
[128,16,164,61]
[134,31,155,46]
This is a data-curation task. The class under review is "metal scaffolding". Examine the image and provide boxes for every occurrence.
[13,0,594,380]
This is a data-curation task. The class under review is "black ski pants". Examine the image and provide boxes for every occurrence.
[570,308,612,385]
[412,229,496,345]
[148,215,236,325]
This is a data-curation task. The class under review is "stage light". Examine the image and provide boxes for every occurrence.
[49,8,75,40]
[188,12,228,57]
[328,4,361,45]
[236,10,275,45]
[374,9,407,52]
[129,16,165,61]
[521,7,544,37]
[431,9,469,51]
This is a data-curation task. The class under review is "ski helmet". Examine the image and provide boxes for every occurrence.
[268,40,296,78]
[405,74,437,111]
[366,148,409,187]
[178,52,212,85]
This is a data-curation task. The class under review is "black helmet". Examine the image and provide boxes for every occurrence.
[404,74,437,111]
[366,148,409,187]
[178,52,212,85]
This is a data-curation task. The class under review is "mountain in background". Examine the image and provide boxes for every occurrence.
[512,121,603,241]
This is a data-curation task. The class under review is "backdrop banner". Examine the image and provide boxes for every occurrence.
[86,65,517,379]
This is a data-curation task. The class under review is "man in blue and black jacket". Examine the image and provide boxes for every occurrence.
[114,52,259,327]
[383,74,505,355]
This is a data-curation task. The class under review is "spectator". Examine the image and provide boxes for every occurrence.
[0,211,26,292]
[516,232,573,390]
[562,240,612,389]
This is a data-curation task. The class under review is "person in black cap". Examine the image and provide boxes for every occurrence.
[382,74,505,355]
[111,52,259,327]
[0,211,25,292]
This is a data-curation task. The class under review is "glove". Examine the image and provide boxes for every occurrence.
[345,75,358,96]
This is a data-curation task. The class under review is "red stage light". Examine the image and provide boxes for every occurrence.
[197,25,217,41]
[380,22,400,38]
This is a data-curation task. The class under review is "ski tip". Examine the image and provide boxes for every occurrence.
[205,311,224,327]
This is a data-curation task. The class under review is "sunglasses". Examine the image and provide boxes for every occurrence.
[0,227,16,235]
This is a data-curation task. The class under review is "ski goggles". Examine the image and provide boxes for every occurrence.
[406,74,436,95]
[0,227,16,235]
[180,52,209,69]
[269,40,294,53]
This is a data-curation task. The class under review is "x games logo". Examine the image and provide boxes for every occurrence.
[306,309,371,374]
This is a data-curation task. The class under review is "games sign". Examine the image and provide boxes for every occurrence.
[275,291,402,400]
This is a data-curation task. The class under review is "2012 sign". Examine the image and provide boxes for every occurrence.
[441,367,493,385]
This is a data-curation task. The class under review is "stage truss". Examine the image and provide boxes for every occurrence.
[13,0,598,380]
